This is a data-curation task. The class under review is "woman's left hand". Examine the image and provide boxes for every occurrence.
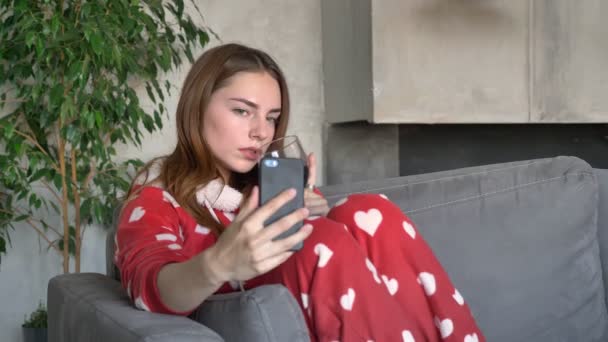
[304,152,330,216]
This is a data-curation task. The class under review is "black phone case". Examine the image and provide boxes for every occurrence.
[258,156,306,251]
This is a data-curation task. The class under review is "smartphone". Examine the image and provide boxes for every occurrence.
[258,156,306,251]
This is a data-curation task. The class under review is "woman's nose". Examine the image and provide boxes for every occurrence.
[250,115,270,141]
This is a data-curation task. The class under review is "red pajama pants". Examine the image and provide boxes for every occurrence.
[248,194,485,342]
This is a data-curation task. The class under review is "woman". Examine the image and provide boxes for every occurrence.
[115,43,485,341]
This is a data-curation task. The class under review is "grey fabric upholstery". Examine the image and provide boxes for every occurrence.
[48,156,608,341]
[594,168,608,310]
[322,156,608,342]
[47,273,223,342]
[192,285,309,342]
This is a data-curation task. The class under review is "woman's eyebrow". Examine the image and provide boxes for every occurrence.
[229,97,281,113]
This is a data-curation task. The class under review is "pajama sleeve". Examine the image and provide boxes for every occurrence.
[114,187,192,315]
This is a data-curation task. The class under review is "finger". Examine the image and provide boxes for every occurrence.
[248,187,297,224]
[304,196,326,206]
[305,198,329,211]
[253,223,313,263]
[273,223,313,252]
[253,251,294,274]
[236,186,259,221]
[304,188,319,197]
[307,152,317,187]
[307,205,330,216]
[253,208,309,245]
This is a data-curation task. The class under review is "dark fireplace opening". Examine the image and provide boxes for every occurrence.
[399,124,608,176]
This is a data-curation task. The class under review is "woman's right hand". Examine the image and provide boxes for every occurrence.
[202,186,312,285]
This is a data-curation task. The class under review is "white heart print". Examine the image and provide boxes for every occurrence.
[434,317,454,339]
[402,330,415,342]
[354,208,383,236]
[195,224,211,235]
[129,206,145,222]
[340,288,355,311]
[301,293,309,309]
[134,296,151,311]
[464,333,479,342]
[453,289,465,305]
[381,274,399,295]
[365,258,382,284]
[417,272,436,296]
[403,221,416,239]
[379,194,388,200]
[314,243,334,268]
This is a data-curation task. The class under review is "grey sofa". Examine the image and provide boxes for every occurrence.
[48,156,608,341]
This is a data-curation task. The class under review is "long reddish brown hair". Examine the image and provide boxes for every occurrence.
[125,43,290,235]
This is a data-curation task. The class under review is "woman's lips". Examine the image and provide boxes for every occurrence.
[239,148,260,161]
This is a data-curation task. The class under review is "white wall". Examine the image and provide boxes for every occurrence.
[0,1,324,340]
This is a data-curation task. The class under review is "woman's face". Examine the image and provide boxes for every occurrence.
[203,71,282,178]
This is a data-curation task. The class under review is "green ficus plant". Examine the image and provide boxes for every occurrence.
[0,0,214,273]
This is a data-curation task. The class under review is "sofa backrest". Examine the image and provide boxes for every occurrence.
[594,168,608,311]
[321,156,608,342]
[105,208,121,281]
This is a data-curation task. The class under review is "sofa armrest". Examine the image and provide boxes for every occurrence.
[48,273,223,342]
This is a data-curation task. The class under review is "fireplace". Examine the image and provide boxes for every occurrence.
[325,123,608,185]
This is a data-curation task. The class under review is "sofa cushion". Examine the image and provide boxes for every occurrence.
[191,285,310,342]
[321,156,608,342]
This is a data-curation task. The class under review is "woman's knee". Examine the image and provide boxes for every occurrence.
[328,193,402,216]
[304,217,352,245]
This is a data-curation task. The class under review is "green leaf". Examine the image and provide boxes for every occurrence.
[49,201,60,215]
[14,215,29,222]
[3,122,15,139]
[50,15,60,36]
[65,125,81,144]
[28,168,47,183]
[49,84,64,109]
[95,111,103,129]
[67,61,83,81]
[198,31,209,47]
[93,201,103,223]
[53,173,62,190]
[90,32,103,55]
[153,110,162,128]
[25,32,36,48]
[152,79,164,101]
[144,83,156,103]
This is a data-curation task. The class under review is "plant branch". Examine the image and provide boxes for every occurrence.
[0,207,61,236]
[82,161,96,192]
[25,219,61,253]
[40,180,63,204]
[70,149,81,273]
[0,99,26,104]
[57,122,70,274]
[0,208,61,252]
[26,218,62,253]
[9,127,60,173]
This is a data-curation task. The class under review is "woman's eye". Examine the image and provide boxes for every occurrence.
[267,116,279,124]
[232,108,248,116]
